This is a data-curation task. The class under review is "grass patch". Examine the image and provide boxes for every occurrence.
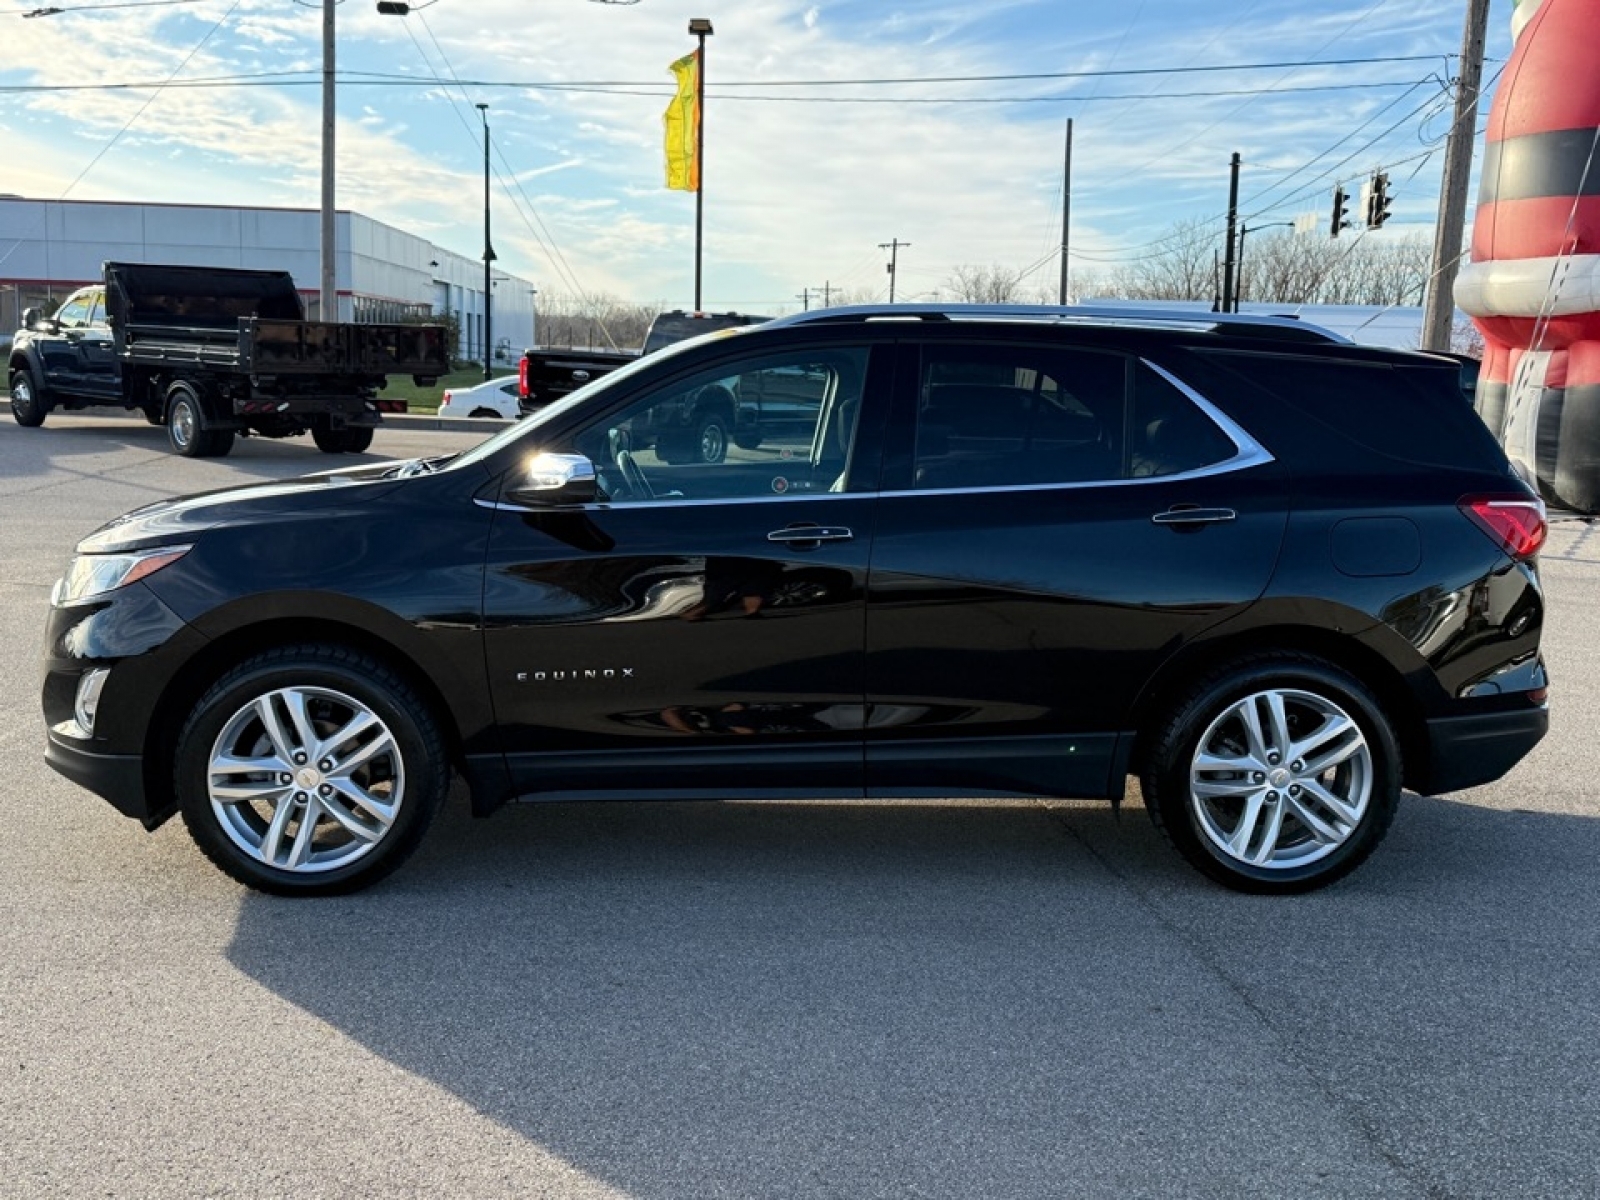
[381,368,518,415]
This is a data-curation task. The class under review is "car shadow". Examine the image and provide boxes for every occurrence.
[224,791,1600,1198]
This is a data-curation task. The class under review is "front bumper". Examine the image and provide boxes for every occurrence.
[41,581,202,827]
[45,731,155,823]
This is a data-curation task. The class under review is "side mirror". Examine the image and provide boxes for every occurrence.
[21,307,41,330]
[507,452,598,507]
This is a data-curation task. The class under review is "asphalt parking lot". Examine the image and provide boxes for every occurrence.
[4,412,1599,1199]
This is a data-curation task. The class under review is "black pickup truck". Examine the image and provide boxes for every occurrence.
[517,310,767,414]
[6,262,449,457]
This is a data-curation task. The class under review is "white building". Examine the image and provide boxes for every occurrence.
[0,196,536,366]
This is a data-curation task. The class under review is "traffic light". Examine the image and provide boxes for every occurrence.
[1366,172,1393,229]
[1330,186,1350,237]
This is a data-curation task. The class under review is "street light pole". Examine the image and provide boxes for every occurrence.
[476,102,495,381]
[1236,221,1295,305]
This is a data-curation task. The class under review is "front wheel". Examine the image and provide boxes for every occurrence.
[176,645,449,896]
[693,410,729,464]
[9,366,48,427]
[1141,654,1401,893]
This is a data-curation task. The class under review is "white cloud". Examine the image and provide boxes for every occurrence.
[0,0,1512,308]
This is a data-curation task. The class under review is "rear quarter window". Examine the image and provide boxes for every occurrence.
[1194,349,1508,473]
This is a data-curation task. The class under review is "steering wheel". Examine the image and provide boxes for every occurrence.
[615,449,655,500]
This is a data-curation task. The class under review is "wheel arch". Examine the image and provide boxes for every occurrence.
[694,382,737,415]
[8,346,43,377]
[141,615,476,826]
[8,346,46,391]
[1127,622,1429,790]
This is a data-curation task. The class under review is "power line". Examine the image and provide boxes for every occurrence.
[0,0,244,270]
[16,0,199,14]
[0,74,1439,104]
[1059,72,1462,269]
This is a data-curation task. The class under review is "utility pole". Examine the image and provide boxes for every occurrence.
[797,288,810,311]
[1059,117,1073,305]
[1221,152,1241,313]
[1421,0,1490,352]
[821,280,833,306]
[319,0,335,321]
[476,103,495,381]
[880,239,910,302]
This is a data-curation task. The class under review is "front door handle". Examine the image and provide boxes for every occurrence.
[1151,506,1237,526]
[767,524,854,545]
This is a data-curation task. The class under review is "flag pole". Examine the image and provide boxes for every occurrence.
[689,18,713,311]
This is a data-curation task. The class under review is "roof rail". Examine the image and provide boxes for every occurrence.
[762,303,1349,344]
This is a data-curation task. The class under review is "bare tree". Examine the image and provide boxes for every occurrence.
[1105,219,1224,303]
[1236,231,1432,307]
[533,291,662,351]
[942,264,1029,303]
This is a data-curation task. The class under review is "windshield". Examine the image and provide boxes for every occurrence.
[447,324,761,472]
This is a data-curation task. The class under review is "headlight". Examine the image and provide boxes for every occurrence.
[51,544,193,606]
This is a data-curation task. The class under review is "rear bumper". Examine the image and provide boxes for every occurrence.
[1413,705,1549,795]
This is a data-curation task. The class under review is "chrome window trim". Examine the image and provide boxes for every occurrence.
[477,358,1271,513]
[1139,356,1274,468]
[475,490,862,513]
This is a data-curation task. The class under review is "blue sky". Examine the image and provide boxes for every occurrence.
[0,0,1514,311]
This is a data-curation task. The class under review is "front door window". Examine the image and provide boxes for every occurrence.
[553,348,871,504]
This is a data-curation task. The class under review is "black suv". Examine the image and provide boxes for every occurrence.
[42,305,1549,896]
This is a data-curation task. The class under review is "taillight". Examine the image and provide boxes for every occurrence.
[1460,494,1547,560]
[519,356,529,398]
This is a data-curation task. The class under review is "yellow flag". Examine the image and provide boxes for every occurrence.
[663,50,700,192]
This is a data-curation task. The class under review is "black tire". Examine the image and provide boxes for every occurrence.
[175,644,449,896]
[692,409,729,464]
[1140,653,1401,894]
[313,425,374,454]
[469,407,502,419]
[166,384,233,458]
[9,365,48,427]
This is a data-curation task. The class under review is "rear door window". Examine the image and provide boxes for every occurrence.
[909,343,1241,490]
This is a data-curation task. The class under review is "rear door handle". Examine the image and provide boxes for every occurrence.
[1151,506,1237,526]
[767,525,854,545]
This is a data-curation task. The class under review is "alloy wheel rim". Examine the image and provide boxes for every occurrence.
[172,401,196,449]
[207,685,405,874]
[1188,687,1372,871]
[13,378,32,415]
[701,423,725,462]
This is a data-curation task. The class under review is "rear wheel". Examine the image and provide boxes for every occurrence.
[166,384,233,458]
[313,425,374,454]
[176,644,449,896]
[1141,653,1401,893]
[9,366,48,427]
